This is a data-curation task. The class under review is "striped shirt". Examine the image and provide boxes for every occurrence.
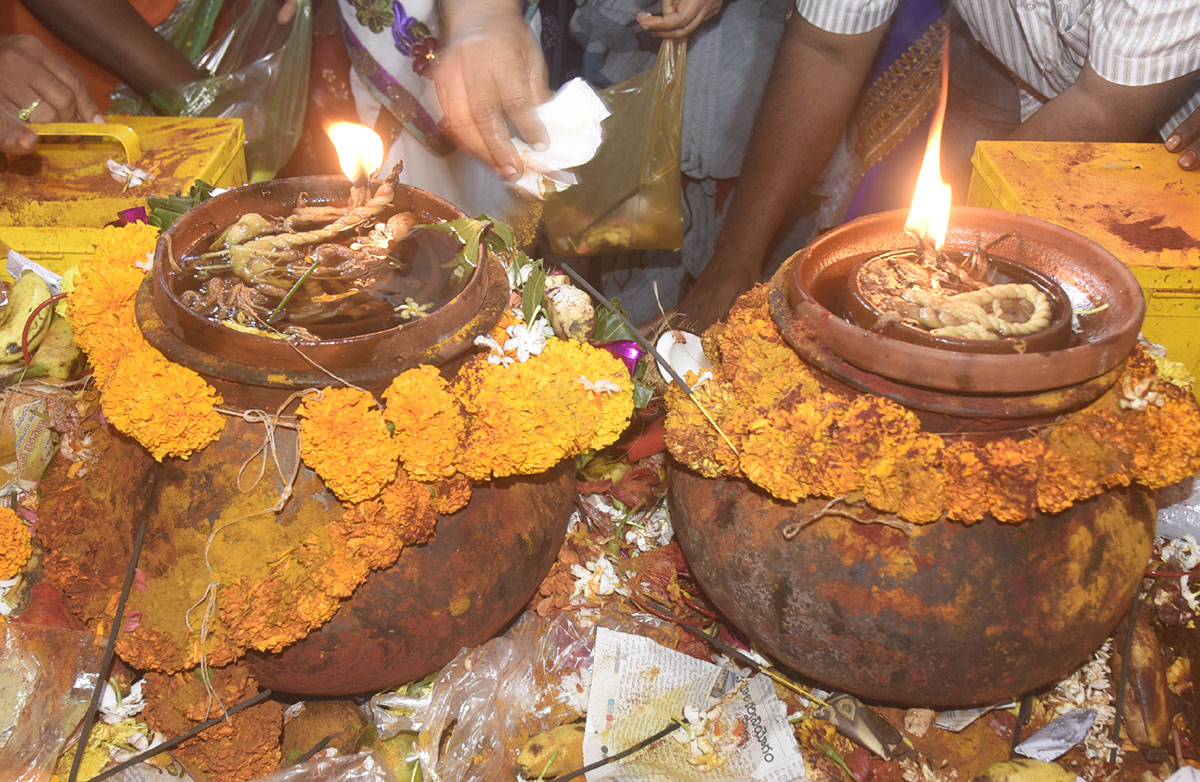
[795,0,1200,139]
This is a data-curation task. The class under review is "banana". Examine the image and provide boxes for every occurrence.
[0,271,52,364]
[516,722,585,780]
[972,759,1075,782]
[1111,612,1172,762]
[24,315,86,382]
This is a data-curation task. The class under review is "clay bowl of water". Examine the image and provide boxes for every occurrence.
[785,207,1144,404]
[140,175,508,405]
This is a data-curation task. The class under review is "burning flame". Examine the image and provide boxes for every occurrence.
[327,122,384,184]
[904,34,952,249]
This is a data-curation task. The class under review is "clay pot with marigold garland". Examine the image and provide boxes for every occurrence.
[39,192,635,697]
[664,210,1200,708]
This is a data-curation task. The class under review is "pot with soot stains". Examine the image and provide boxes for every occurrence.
[667,207,1183,707]
[41,176,574,695]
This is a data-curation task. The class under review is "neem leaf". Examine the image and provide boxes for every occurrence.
[522,261,547,323]
[593,299,637,342]
[631,379,654,410]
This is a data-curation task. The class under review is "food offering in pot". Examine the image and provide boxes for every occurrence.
[173,163,469,341]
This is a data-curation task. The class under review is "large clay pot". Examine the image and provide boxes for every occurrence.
[44,177,574,695]
[669,471,1153,707]
[669,208,1152,707]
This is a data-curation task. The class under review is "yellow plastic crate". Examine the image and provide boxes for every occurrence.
[968,140,1200,389]
[0,116,247,276]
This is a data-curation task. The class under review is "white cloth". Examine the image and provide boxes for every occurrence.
[795,0,1200,139]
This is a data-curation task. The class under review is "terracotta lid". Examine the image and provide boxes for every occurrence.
[778,207,1144,396]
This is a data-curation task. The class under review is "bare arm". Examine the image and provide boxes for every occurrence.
[1012,62,1197,143]
[434,0,549,180]
[19,0,203,98]
[674,14,889,330]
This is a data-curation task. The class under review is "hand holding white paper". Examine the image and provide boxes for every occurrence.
[511,78,610,198]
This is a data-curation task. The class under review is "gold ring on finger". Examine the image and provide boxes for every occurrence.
[17,98,42,122]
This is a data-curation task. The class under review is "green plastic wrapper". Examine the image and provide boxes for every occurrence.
[543,39,686,256]
[147,0,313,182]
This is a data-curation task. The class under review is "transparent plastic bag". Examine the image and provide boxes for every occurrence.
[0,624,101,782]
[414,609,679,782]
[543,39,686,255]
[250,750,395,781]
[149,0,314,181]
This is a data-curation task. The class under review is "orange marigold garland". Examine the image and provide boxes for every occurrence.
[62,223,640,672]
[382,365,466,482]
[100,344,225,461]
[0,506,32,581]
[69,224,226,457]
[664,287,1200,524]
[457,339,634,481]
[297,387,402,503]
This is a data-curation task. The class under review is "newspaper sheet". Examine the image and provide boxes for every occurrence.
[583,628,807,782]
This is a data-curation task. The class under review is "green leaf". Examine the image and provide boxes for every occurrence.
[521,262,547,323]
[476,212,515,247]
[593,299,637,342]
[631,379,654,410]
[146,179,217,230]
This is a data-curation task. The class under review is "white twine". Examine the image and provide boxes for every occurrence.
[184,390,313,719]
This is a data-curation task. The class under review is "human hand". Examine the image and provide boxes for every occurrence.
[668,249,761,332]
[0,35,103,156]
[434,0,550,180]
[636,0,724,39]
[1166,103,1200,171]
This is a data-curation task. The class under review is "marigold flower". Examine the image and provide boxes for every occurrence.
[0,507,31,580]
[663,290,1200,525]
[433,473,472,515]
[90,223,160,269]
[298,387,400,503]
[100,345,225,461]
[943,441,989,524]
[457,340,633,481]
[382,365,466,481]
[66,261,149,384]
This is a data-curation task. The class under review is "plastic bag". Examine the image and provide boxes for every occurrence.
[150,0,314,182]
[543,39,686,255]
[413,609,679,782]
[249,750,395,781]
[0,624,101,782]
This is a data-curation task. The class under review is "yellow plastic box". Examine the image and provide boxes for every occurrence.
[968,140,1200,387]
[0,116,247,276]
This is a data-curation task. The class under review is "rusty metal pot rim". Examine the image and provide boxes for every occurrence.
[781,207,1145,395]
[149,175,490,374]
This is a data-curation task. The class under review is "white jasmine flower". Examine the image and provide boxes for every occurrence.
[109,729,164,763]
[504,318,549,362]
[557,670,591,714]
[1182,575,1200,615]
[1162,534,1200,571]
[99,678,147,724]
[1042,640,1119,760]
[107,159,155,188]
[624,504,673,552]
[0,576,18,617]
[569,556,627,603]
[474,334,513,366]
[395,297,433,321]
[136,253,154,272]
[505,259,534,290]
[576,376,623,395]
